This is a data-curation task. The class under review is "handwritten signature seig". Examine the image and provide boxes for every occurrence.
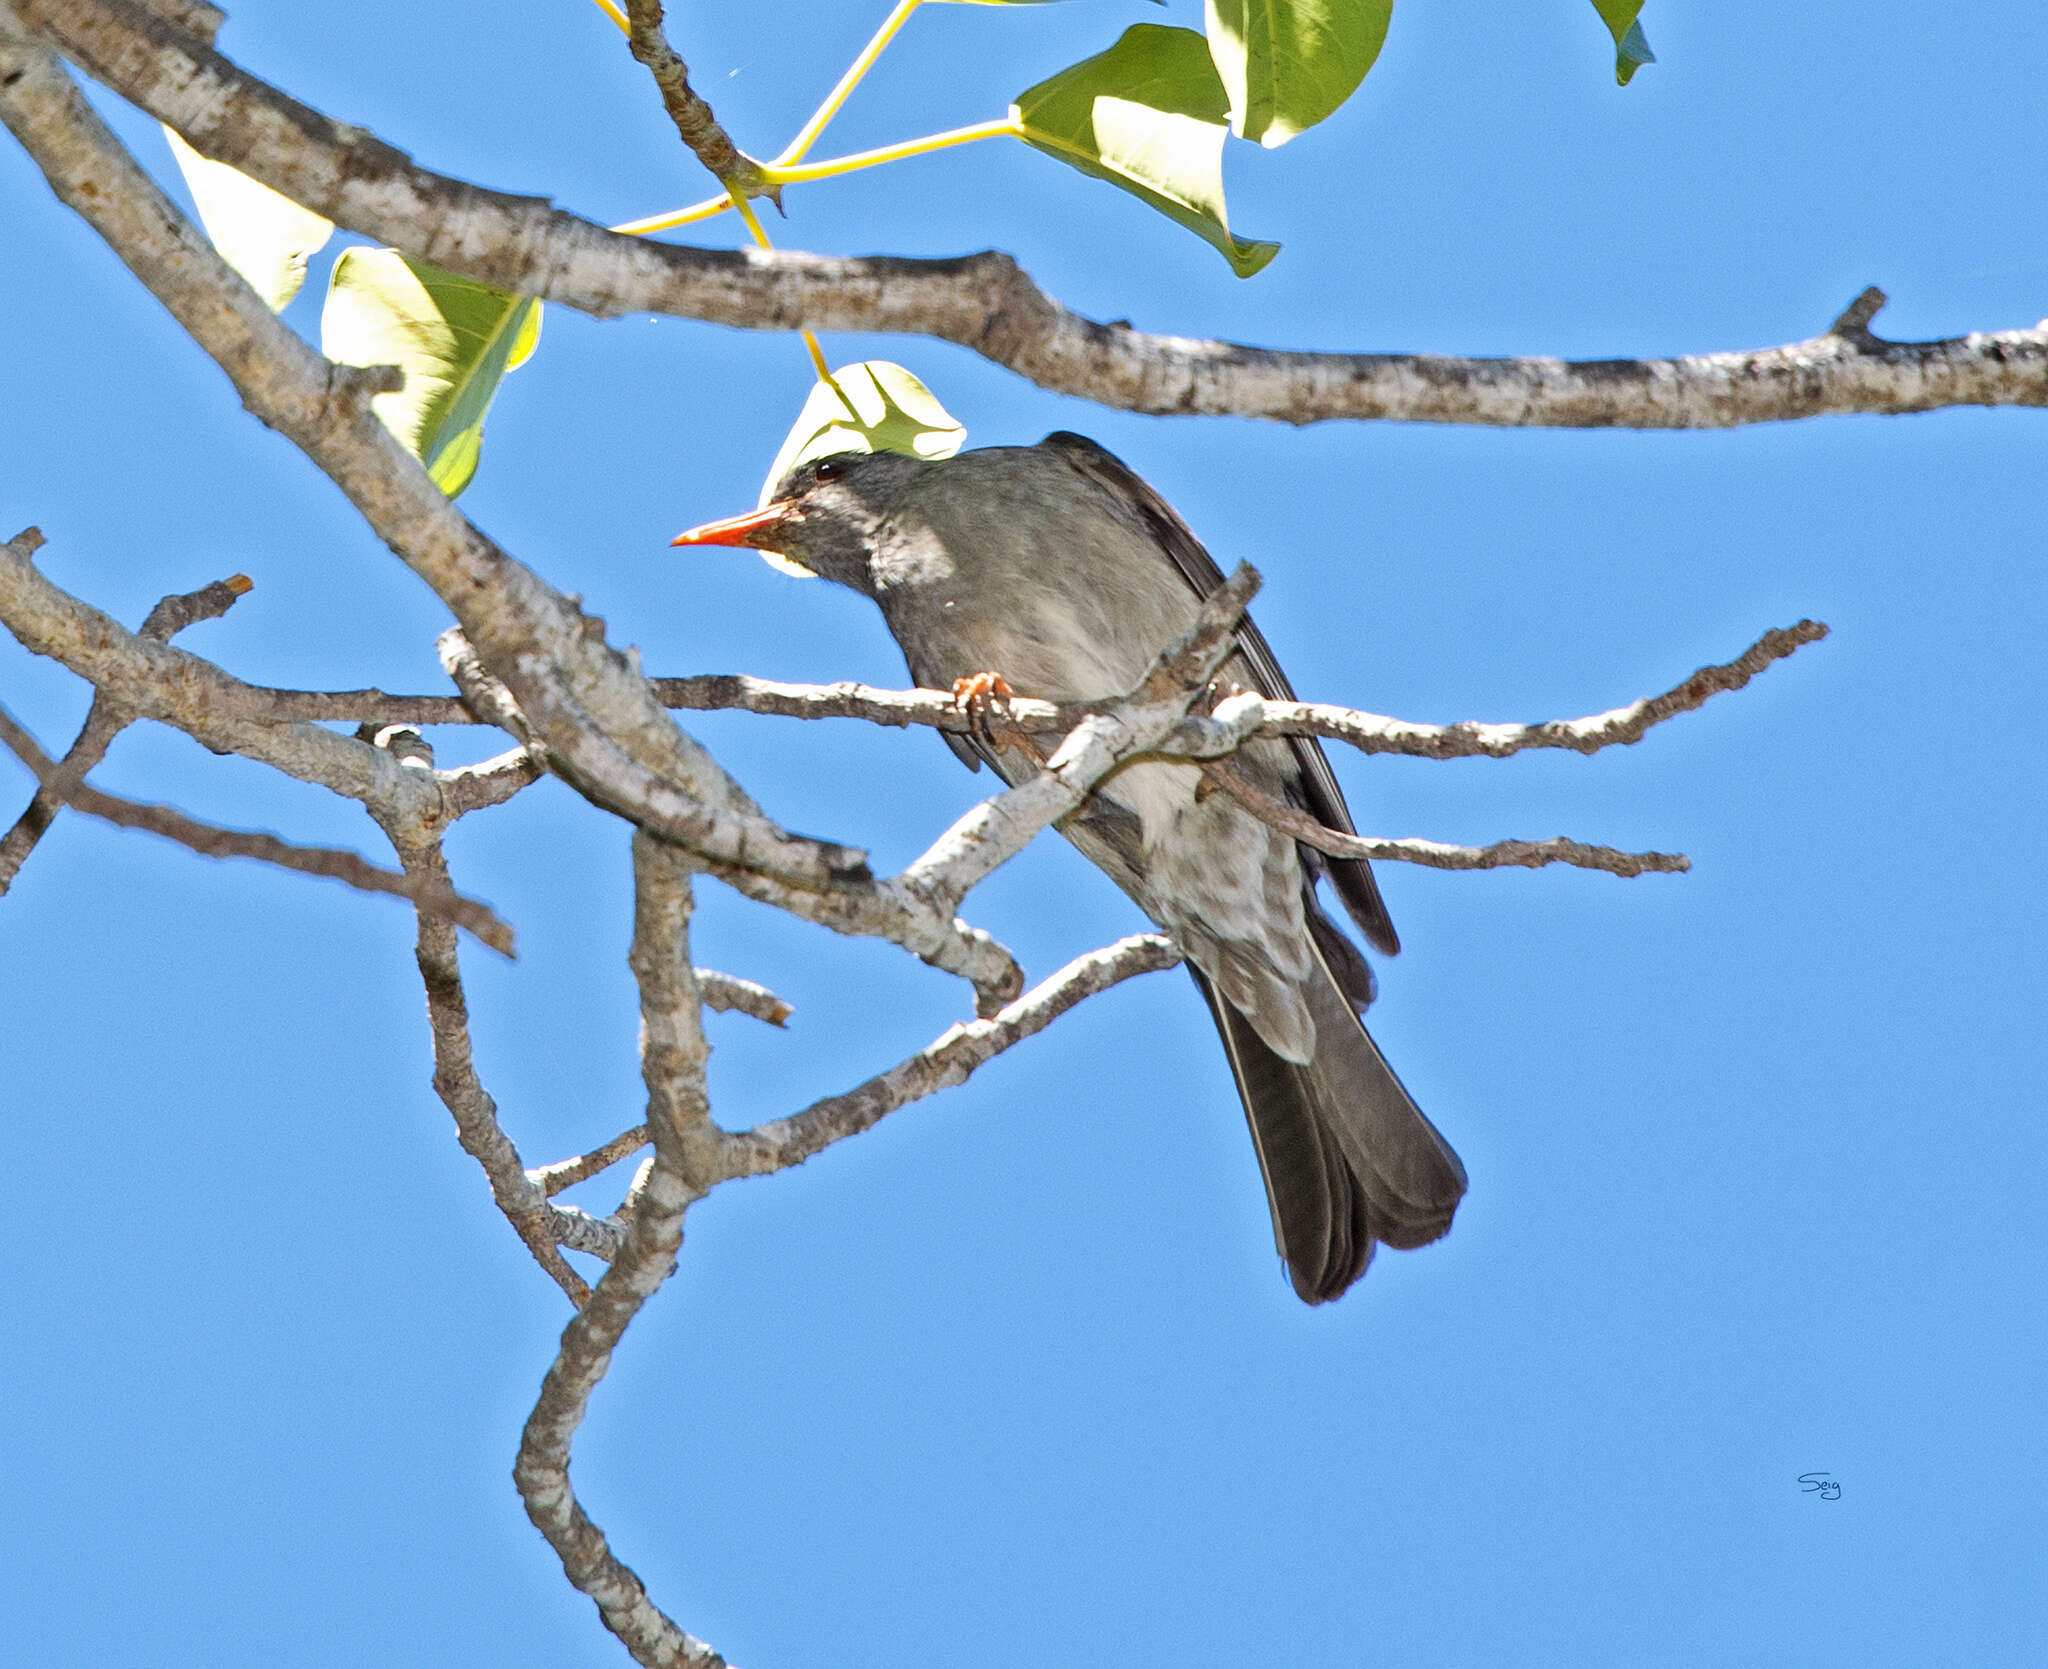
[1797,1471,1843,1500]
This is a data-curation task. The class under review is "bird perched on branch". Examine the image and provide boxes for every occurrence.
[673,432,1465,1302]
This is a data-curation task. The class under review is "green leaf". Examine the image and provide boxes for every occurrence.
[758,363,967,577]
[1588,0,1655,85]
[1204,0,1392,148]
[163,125,333,312]
[319,249,542,498]
[1012,24,1279,278]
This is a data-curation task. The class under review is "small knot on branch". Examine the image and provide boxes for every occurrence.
[138,574,254,641]
[134,0,226,46]
[327,360,404,417]
[361,722,435,768]
[1830,287,1889,338]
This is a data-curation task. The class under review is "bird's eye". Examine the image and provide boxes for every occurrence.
[812,457,845,483]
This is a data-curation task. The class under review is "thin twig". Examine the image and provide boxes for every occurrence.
[1,569,249,889]
[359,738,591,1304]
[697,967,792,1027]
[0,525,448,826]
[622,0,767,197]
[1351,835,1690,877]
[1197,760,1688,877]
[1261,621,1833,760]
[719,933,1183,1181]
[165,620,1828,769]
[0,700,518,949]
[514,834,728,1669]
[530,1126,651,1198]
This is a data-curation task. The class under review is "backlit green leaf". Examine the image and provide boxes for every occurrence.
[756,362,967,576]
[163,126,333,312]
[319,249,541,498]
[764,362,967,498]
[1205,0,1392,148]
[1589,0,1655,85]
[1012,24,1279,278]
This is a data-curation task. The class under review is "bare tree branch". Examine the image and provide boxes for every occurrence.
[897,566,1259,918]
[0,700,519,948]
[0,532,541,943]
[0,35,1062,1015]
[720,933,1183,1182]
[1347,835,1691,878]
[515,835,729,1669]
[433,629,1026,1003]
[0,527,431,815]
[157,685,477,727]
[0,566,248,888]
[548,1204,628,1263]
[530,1126,651,1199]
[0,30,870,898]
[1260,620,1833,760]
[621,0,766,197]
[172,619,1828,771]
[437,746,546,818]
[625,837,727,1190]
[652,619,1829,764]
[363,748,593,1304]
[1197,761,1688,876]
[17,0,2044,429]
[529,929,1179,1217]
[696,967,793,1027]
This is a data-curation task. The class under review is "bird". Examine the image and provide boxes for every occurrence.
[672,431,1466,1302]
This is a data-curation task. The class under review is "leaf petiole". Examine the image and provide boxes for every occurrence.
[614,117,1019,234]
[776,0,927,167]
[766,117,1020,186]
[726,191,842,394]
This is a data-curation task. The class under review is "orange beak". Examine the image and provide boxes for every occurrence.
[669,502,794,549]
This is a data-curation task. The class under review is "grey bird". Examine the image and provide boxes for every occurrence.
[673,432,1466,1302]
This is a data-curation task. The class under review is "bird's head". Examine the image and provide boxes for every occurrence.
[670,449,924,593]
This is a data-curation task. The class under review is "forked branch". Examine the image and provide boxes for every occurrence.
[514,835,725,1669]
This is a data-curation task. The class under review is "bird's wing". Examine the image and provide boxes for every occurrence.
[1039,431,1399,955]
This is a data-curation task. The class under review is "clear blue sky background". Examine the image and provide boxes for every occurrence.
[4,2,2043,1664]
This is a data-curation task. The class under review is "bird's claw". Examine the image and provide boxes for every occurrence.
[952,671,1044,763]
[951,671,1014,735]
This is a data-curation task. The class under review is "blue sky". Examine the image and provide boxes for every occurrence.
[3,2,2043,1664]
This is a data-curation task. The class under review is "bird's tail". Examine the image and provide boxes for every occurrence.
[1192,904,1467,1304]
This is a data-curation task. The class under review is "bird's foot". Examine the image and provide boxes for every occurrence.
[951,672,1049,763]
[952,670,1013,714]
[951,670,1016,738]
